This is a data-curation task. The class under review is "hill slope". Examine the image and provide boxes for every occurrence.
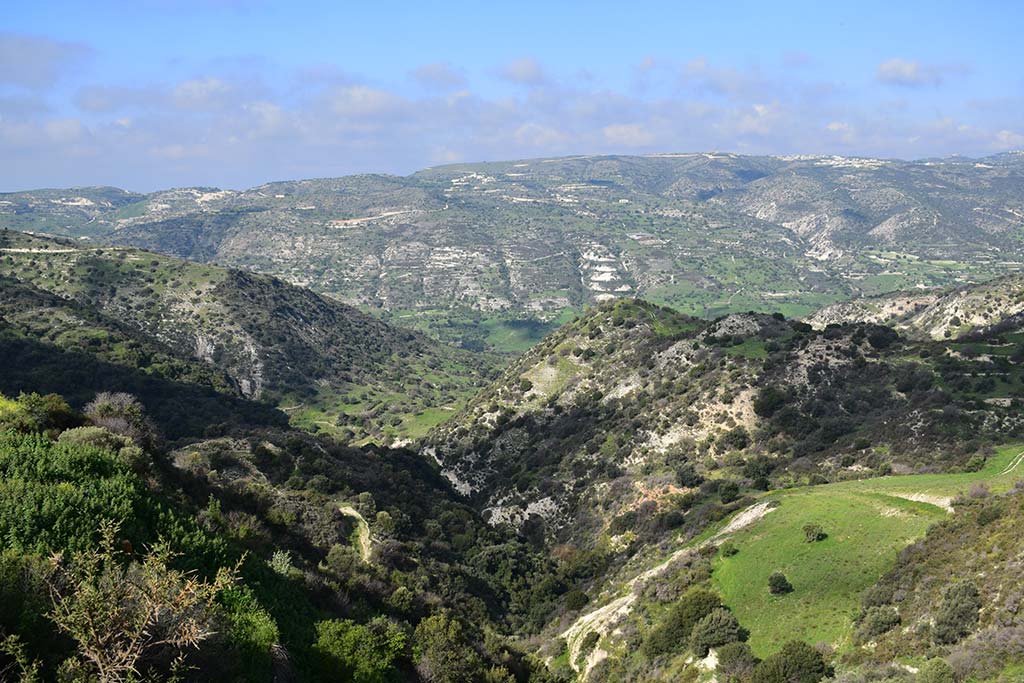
[0,229,496,443]
[4,152,1024,349]
[808,273,1024,340]
[424,297,1024,551]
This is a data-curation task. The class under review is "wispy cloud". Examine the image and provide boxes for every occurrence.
[498,57,547,86]
[0,51,1019,191]
[410,62,466,89]
[0,32,92,89]
[876,58,968,87]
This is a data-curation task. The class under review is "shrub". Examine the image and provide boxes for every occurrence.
[753,387,789,418]
[579,631,600,657]
[719,427,750,452]
[564,590,590,611]
[47,522,237,681]
[719,541,739,557]
[313,618,406,683]
[716,641,758,680]
[802,523,826,543]
[933,580,981,644]
[719,481,741,504]
[856,606,900,641]
[768,572,793,595]
[917,658,954,683]
[642,588,722,656]
[750,641,829,683]
[689,608,744,657]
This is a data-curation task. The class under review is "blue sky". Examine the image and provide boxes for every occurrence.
[2,0,1022,190]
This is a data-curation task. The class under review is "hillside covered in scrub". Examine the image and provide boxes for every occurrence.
[0,229,497,443]
[3,224,1024,682]
[425,298,1024,547]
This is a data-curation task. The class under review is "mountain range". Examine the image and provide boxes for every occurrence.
[4,151,1023,350]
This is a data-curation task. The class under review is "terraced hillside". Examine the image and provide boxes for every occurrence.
[3,152,1023,350]
[0,230,497,443]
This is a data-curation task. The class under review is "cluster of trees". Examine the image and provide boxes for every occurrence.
[639,587,830,682]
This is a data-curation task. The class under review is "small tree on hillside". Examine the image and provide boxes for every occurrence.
[689,608,745,657]
[802,523,826,543]
[768,572,793,595]
[917,658,955,683]
[751,641,829,683]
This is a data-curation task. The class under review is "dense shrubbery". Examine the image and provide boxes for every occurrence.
[750,641,830,683]
[932,580,981,644]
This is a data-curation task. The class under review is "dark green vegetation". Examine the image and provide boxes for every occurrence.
[0,389,574,682]
[0,229,497,444]
[4,152,1024,350]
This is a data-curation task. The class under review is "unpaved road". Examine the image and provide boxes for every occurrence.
[338,505,372,563]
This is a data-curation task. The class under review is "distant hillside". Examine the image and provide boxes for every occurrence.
[0,230,497,443]
[3,152,1023,350]
[423,298,1024,548]
[808,273,1024,340]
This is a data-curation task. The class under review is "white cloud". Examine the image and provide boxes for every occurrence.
[498,58,547,86]
[0,32,91,89]
[602,123,655,147]
[410,62,466,89]
[876,58,967,87]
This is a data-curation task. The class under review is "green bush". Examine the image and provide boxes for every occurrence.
[413,613,483,683]
[768,572,793,595]
[750,641,829,683]
[642,588,722,656]
[802,523,825,543]
[689,608,744,657]
[856,606,900,640]
[314,618,406,683]
[716,641,758,680]
[917,658,954,683]
[932,580,981,644]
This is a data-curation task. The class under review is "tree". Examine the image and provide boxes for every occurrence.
[751,641,829,683]
[46,522,237,683]
[413,612,484,683]
[689,608,745,657]
[768,572,793,595]
[313,618,406,683]
[642,588,722,656]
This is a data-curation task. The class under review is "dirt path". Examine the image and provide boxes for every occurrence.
[337,505,373,563]
[999,448,1024,476]
[560,501,775,679]
[0,247,80,253]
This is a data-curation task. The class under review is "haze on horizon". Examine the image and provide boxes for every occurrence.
[2,0,1022,192]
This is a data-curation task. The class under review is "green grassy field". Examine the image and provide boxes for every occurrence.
[712,443,1024,657]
